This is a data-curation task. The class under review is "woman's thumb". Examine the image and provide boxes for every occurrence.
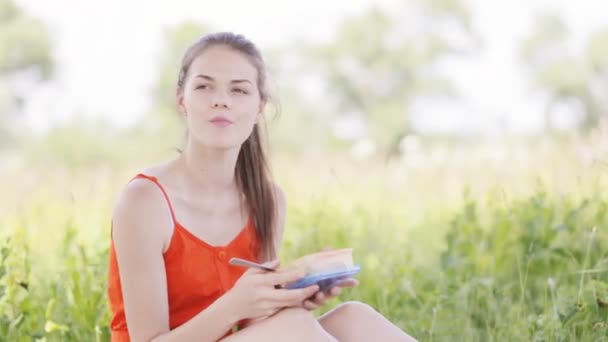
[262,259,280,269]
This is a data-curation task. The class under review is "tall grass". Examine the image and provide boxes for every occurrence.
[1,134,607,341]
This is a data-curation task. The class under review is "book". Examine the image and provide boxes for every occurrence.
[282,248,361,291]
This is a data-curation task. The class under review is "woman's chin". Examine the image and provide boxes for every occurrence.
[193,138,245,151]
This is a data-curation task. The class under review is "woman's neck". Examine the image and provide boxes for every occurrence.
[177,140,241,195]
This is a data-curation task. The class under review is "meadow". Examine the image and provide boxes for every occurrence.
[1,130,607,341]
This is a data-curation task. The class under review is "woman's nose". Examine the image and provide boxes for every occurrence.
[212,102,228,108]
[211,91,230,108]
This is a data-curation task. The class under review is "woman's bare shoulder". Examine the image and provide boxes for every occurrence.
[111,161,178,249]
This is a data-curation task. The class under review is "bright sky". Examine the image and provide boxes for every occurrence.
[15,0,608,135]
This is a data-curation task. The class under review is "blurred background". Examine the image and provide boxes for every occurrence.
[1,0,607,341]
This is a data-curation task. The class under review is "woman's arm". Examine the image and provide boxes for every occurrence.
[112,179,241,342]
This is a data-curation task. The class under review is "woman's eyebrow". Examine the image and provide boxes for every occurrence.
[195,74,253,85]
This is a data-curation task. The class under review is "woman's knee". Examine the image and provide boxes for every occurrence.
[319,300,381,333]
[322,301,376,322]
[224,307,336,342]
[272,307,318,326]
[337,301,375,315]
[319,301,417,342]
[268,307,337,341]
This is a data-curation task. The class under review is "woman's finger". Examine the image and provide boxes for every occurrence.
[335,278,359,288]
[263,269,306,287]
[303,300,321,310]
[328,286,342,297]
[313,291,326,303]
[267,284,320,305]
[261,259,281,269]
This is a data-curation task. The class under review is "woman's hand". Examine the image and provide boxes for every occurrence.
[301,278,360,310]
[223,260,320,321]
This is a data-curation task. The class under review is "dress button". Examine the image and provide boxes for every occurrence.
[218,250,227,261]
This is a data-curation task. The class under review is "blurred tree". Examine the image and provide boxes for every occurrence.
[261,47,336,156]
[0,0,53,149]
[585,30,608,128]
[304,0,478,156]
[521,13,608,131]
[138,21,210,150]
[26,117,129,170]
[33,22,212,170]
[146,3,479,158]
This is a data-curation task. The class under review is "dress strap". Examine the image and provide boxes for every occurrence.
[130,173,177,225]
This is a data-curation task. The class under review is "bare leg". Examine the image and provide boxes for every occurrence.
[220,307,338,342]
[318,301,418,342]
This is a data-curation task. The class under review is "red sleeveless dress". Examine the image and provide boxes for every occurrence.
[107,173,260,341]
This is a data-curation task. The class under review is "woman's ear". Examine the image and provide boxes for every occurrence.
[176,89,186,117]
[256,100,267,123]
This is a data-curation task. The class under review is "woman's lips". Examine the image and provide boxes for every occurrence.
[209,116,233,127]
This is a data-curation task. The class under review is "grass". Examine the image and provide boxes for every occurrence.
[1,135,607,341]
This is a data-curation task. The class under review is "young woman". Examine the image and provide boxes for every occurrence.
[108,32,417,342]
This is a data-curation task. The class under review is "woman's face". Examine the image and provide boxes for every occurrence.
[178,45,263,150]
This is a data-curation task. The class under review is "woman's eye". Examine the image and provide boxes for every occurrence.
[232,88,248,94]
[196,84,210,90]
